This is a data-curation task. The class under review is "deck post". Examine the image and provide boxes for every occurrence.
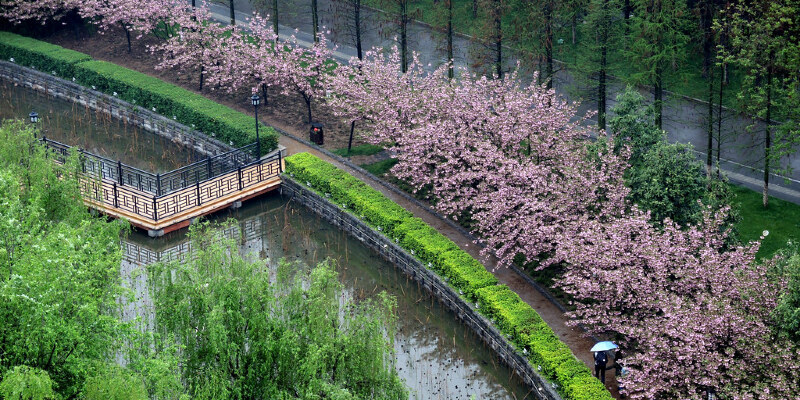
[113,182,118,208]
[156,173,161,196]
[196,170,201,206]
[117,160,123,186]
[153,195,158,221]
[237,166,243,190]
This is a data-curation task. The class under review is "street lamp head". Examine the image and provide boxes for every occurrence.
[29,111,39,124]
[251,94,261,107]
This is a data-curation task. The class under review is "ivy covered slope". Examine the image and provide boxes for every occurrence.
[285,152,612,400]
[0,31,278,155]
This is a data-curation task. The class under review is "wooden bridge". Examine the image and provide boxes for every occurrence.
[44,138,283,237]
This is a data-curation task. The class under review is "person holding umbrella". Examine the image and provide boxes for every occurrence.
[591,341,618,384]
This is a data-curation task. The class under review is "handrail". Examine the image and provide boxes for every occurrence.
[41,137,259,196]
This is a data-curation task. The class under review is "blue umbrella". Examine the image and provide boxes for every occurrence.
[590,341,619,352]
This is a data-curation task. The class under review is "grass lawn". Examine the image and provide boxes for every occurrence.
[359,158,398,175]
[332,144,384,157]
[731,185,800,260]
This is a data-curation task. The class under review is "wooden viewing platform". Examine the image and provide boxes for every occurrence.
[44,137,283,237]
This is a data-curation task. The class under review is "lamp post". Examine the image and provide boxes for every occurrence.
[251,94,261,158]
[29,111,39,138]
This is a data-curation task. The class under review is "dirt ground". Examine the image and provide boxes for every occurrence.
[40,26,622,398]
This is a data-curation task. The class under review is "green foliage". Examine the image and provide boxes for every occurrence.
[0,31,92,78]
[0,121,129,397]
[610,87,664,166]
[0,33,279,155]
[611,87,721,227]
[627,142,706,226]
[82,366,147,400]
[147,221,407,399]
[285,152,609,398]
[0,366,56,400]
[774,247,800,342]
[562,372,614,400]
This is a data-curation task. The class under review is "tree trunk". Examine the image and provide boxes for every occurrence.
[229,0,235,26]
[355,0,363,59]
[400,0,408,72]
[706,63,714,178]
[304,94,313,123]
[348,121,356,152]
[273,0,279,35]
[447,0,454,79]
[122,23,131,53]
[312,0,319,42]
[473,0,478,18]
[654,64,663,129]
[716,62,724,178]
[598,0,608,131]
[261,84,268,107]
[700,0,713,78]
[623,0,631,20]
[199,64,205,91]
[494,0,502,79]
[763,65,772,208]
[544,0,553,89]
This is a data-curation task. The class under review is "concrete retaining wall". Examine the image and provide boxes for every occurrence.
[0,60,233,157]
[281,177,562,400]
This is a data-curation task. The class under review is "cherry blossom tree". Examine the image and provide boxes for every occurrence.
[150,3,235,91]
[274,29,335,123]
[0,0,80,24]
[557,208,800,399]
[79,0,175,52]
[328,47,630,268]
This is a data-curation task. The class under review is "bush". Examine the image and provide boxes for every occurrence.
[0,31,91,78]
[0,366,55,400]
[285,153,612,399]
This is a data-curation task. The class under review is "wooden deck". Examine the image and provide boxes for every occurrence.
[79,156,283,236]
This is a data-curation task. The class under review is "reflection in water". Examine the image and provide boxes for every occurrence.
[0,79,200,173]
[122,194,535,400]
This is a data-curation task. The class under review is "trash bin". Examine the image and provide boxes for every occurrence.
[310,122,324,145]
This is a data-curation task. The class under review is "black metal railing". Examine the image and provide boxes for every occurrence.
[41,137,258,196]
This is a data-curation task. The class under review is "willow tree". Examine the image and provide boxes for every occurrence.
[148,221,407,399]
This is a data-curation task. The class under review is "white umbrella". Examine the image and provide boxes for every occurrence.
[590,341,619,352]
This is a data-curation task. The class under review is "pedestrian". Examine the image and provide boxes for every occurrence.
[594,350,608,384]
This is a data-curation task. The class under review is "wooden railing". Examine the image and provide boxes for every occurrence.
[43,137,282,225]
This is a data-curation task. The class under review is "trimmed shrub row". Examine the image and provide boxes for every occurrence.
[0,31,91,79]
[284,152,613,400]
[0,31,278,155]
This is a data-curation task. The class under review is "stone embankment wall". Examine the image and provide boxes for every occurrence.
[281,177,562,400]
[0,60,233,157]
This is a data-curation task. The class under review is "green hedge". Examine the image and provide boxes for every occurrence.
[0,31,91,78]
[284,152,614,400]
[0,32,278,155]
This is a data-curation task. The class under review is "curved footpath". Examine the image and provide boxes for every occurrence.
[273,130,620,395]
